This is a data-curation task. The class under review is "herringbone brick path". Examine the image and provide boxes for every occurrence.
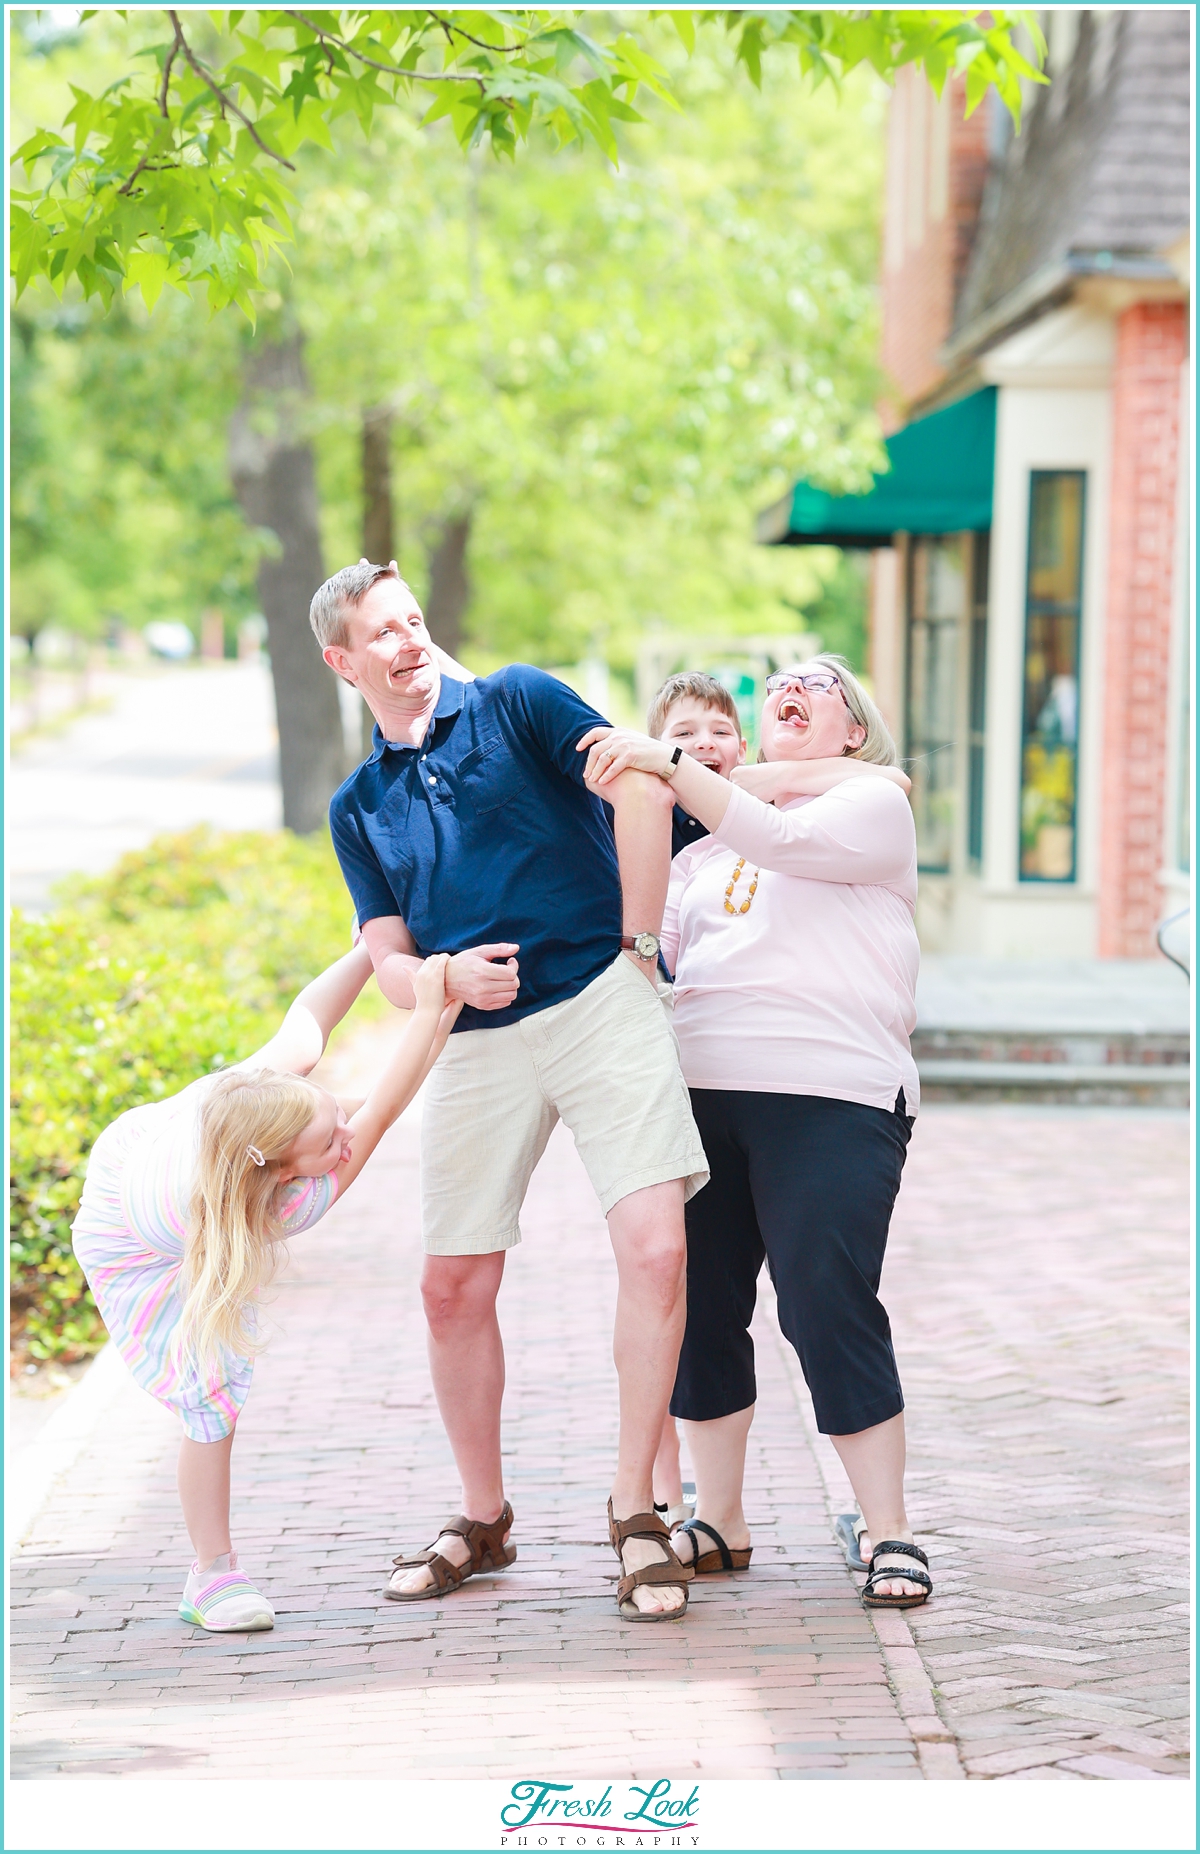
[885,1106,1190,1779]
[9,1068,1189,1780]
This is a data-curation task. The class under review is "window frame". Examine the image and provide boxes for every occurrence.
[1018,469,1087,886]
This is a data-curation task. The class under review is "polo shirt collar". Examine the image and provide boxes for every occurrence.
[368,676,466,761]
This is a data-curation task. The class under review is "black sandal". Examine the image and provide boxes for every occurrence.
[674,1518,752,1576]
[860,1539,932,1610]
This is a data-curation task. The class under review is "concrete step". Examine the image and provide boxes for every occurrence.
[917,1059,1190,1105]
[913,957,1191,1102]
[911,1030,1190,1067]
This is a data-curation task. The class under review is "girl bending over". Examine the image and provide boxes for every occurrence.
[72,945,457,1632]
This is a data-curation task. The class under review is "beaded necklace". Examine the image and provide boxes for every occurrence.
[723,857,760,915]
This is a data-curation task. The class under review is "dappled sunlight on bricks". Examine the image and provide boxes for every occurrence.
[9,1072,1188,1781]
[10,1074,920,1780]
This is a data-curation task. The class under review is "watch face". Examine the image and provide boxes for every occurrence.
[634,932,659,960]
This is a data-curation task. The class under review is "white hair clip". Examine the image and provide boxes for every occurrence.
[246,1145,266,1167]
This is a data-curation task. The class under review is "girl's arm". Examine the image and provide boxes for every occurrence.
[730,758,911,803]
[331,955,460,1198]
[242,943,375,1078]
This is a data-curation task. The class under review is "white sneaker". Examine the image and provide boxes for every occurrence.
[178,1551,274,1631]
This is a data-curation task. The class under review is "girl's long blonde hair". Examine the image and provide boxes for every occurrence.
[177,1069,319,1372]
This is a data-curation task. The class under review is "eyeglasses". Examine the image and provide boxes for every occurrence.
[765,670,848,708]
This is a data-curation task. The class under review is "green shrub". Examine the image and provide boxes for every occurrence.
[10,827,363,1361]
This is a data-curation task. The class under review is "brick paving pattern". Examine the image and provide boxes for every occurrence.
[9,1086,1189,1782]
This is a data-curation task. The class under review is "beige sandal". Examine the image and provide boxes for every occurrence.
[607,1498,692,1623]
[384,1501,516,1602]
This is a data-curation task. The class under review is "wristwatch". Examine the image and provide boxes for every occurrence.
[621,932,662,961]
[660,745,684,780]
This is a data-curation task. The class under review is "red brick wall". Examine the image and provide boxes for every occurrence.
[881,71,990,415]
[1097,302,1187,956]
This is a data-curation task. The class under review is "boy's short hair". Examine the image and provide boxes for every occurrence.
[647,672,742,741]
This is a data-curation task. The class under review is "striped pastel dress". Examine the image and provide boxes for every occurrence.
[72,1072,337,1442]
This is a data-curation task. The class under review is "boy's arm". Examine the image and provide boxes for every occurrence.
[241,943,375,1077]
[730,758,912,804]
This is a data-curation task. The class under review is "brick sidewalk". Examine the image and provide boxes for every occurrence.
[9,1091,1189,1782]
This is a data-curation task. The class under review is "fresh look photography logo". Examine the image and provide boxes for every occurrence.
[499,1779,701,1848]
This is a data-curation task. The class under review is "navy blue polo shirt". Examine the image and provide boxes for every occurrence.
[329,666,621,1032]
[671,803,711,860]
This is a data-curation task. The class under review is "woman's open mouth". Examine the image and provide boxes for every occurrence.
[778,699,810,728]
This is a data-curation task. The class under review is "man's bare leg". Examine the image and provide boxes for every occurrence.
[607,1179,689,1615]
[388,1251,509,1595]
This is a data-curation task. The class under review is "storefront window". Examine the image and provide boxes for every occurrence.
[1019,472,1085,882]
[967,532,989,869]
[907,537,964,872]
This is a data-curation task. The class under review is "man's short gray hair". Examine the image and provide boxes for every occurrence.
[309,561,408,650]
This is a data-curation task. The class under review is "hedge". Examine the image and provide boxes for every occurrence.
[10,828,365,1361]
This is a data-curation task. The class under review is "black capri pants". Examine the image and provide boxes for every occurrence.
[670,1088,913,1437]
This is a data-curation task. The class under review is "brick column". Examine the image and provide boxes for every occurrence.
[1097,301,1187,957]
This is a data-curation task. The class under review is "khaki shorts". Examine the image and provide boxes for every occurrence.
[420,955,709,1255]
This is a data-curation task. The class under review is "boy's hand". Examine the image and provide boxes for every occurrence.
[413,952,452,1012]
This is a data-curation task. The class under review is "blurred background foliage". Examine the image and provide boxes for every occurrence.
[10,11,883,676]
[9,828,378,1362]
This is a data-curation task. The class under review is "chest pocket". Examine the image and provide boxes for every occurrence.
[455,735,527,816]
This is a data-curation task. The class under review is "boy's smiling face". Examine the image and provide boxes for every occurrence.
[660,697,746,780]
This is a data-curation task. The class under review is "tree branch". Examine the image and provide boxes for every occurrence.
[284,12,487,87]
[167,10,296,171]
[160,14,182,116]
[118,13,184,195]
[428,11,530,57]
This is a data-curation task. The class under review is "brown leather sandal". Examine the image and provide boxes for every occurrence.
[674,1518,752,1576]
[384,1501,516,1602]
[607,1498,692,1623]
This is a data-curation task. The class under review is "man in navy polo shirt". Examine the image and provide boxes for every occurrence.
[312,561,708,1621]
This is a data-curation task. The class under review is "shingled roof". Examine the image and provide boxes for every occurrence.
[950,8,1190,357]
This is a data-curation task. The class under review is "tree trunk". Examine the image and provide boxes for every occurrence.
[361,406,394,565]
[425,512,472,659]
[360,406,394,755]
[229,334,345,833]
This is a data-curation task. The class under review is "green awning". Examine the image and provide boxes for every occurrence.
[759,386,997,547]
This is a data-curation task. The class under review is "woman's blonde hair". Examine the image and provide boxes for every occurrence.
[177,1070,319,1372]
[758,653,898,767]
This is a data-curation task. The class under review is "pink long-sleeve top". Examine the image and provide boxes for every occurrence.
[660,778,921,1113]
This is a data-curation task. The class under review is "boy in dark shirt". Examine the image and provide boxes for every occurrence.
[646,673,748,861]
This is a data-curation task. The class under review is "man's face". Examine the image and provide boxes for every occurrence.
[660,698,746,779]
[324,577,437,715]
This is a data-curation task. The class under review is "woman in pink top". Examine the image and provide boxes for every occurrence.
[580,658,931,1610]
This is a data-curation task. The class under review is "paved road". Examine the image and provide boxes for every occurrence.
[8,1011,1189,1782]
[7,661,282,913]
